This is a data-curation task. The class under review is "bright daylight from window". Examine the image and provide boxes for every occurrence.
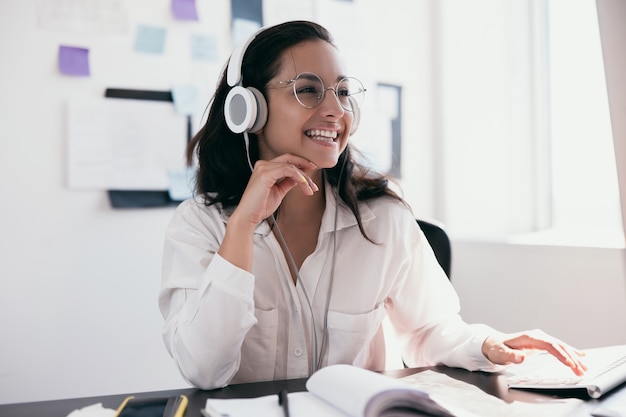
[510,0,623,248]
[422,0,622,248]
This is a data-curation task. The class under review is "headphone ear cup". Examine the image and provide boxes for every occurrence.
[224,86,268,134]
[247,87,268,134]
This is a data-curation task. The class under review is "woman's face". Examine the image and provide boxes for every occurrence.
[257,40,354,170]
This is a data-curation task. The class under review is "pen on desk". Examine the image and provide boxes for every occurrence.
[278,390,290,417]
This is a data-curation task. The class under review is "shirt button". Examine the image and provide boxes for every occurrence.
[294,348,303,357]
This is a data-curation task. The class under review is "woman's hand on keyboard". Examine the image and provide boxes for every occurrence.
[482,329,588,376]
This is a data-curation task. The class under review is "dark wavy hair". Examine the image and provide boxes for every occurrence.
[187,20,404,240]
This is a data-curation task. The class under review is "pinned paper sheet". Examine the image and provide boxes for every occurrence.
[134,24,166,54]
[58,45,90,76]
[67,97,187,190]
[36,0,128,35]
[172,0,198,20]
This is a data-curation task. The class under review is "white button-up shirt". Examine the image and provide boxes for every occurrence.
[159,183,500,390]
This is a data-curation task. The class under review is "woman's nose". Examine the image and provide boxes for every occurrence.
[318,87,345,116]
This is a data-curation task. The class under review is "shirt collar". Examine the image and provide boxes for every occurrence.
[320,180,375,235]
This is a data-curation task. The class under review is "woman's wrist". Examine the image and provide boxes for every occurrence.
[219,212,258,271]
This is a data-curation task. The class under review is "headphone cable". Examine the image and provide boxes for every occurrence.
[242,131,346,374]
[242,131,320,373]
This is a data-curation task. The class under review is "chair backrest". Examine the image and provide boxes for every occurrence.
[416,219,452,279]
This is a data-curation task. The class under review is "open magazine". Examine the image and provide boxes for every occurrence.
[205,364,479,417]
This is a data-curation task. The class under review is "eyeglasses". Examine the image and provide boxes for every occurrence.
[268,72,366,112]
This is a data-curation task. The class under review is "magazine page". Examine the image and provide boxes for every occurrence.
[205,365,481,417]
[306,364,462,417]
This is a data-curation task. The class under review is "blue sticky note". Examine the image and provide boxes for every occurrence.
[190,33,217,61]
[168,167,196,201]
[172,0,198,20]
[58,45,90,76]
[172,84,200,115]
[134,25,166,54]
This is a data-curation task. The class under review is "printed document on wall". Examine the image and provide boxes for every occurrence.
[67,97,187,190]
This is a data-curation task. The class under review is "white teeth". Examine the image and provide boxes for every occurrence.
[305,130,338,141]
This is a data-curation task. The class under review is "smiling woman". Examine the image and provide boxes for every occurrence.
[158,20,587,392]
[4,0,621,406]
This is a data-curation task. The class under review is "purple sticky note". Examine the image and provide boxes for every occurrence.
[58,45,90,76]
[172,0,198,20]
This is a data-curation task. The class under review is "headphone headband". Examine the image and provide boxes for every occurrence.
[227,27,266,87]
[224,27,269,134]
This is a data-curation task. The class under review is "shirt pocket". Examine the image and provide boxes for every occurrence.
[235,307,279,383]
[326,303,386,367]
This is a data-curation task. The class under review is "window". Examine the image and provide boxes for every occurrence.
[530,0,623,247]
[403,0,623,248]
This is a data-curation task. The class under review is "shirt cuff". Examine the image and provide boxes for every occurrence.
[181,254,255,323]
[208,253,255,300]
[468,324,508,372]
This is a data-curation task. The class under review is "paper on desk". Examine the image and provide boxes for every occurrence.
[591,406,626,417]
[66,402,116,417]
[590,391,626,417]
[401,370,584,417]
[207,392,346,417]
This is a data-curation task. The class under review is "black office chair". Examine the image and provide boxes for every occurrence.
[401,218,453,368]
[416,219,452,279]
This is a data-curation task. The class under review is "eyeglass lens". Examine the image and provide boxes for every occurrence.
[292,72,365,112]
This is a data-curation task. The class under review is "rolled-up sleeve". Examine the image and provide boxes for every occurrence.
[384,214,501,372]
[158,201,257,389]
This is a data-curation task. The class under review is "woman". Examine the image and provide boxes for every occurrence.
[159,20,585,389]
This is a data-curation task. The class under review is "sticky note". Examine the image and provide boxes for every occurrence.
[168,167,196,201]
[134,24,166,54]
[58,45,90,76]
[172,84,200,115]
[172,0,198,20]
[190,33,217,61]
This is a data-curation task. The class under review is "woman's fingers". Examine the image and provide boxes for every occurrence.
[253,155,319,196]
[236,154,320,222]
[272,154,318,172]
[501,330,587,375]
[483,330,588,376]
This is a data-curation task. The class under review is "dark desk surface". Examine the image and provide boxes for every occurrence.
[1,367,624,417]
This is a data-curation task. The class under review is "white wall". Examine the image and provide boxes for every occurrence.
[0,0,218,404]
[1,0,625,406]
[452,241,626,349]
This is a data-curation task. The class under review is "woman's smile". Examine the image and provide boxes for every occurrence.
[304,129,338,144]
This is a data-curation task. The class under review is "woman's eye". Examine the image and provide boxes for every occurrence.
[297,86,321,95]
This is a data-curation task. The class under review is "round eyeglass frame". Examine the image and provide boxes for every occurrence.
[267,72,366,112]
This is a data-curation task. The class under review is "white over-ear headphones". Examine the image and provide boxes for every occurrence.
[224,29,268,134]
[223,26,361,136]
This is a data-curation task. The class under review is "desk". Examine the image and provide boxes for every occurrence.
[1,367,624,417]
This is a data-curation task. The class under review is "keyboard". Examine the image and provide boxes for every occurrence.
[506,344,626,398]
